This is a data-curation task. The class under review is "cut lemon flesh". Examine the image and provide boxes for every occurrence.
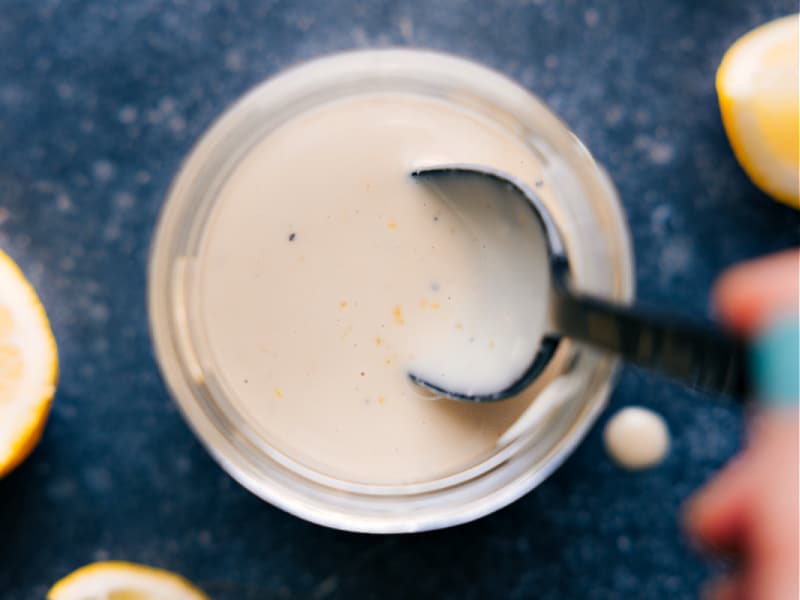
[48,562,209,600]
[716,14,800,207]
[0,248,58,477]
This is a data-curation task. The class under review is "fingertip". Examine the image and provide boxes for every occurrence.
[712,268,753,333]
[683,492,727,552]
[712,250,800,335]
[683,458,751,551]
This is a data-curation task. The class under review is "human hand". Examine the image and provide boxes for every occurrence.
[684,250,799,600]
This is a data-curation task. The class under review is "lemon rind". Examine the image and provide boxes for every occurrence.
[716,14,800,208]
[0,249,58,477]
[47,561,210,600]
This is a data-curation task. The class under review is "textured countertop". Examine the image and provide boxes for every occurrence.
[1,1,798,598]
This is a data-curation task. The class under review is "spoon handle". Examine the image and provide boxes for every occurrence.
[553,286,751,399]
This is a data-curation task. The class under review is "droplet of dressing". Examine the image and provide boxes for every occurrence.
[603,406,669,470]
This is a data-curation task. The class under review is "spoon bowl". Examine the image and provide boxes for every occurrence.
[409,165,750,402]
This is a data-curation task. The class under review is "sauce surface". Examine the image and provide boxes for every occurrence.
[196,94,553,484]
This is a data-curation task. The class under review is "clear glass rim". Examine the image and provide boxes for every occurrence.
[148,48,635,533]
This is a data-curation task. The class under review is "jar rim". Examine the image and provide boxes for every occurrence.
[148,48,634,533]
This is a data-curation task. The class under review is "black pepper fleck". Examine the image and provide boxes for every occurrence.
[289,232,296,241]
[535,180,544,188]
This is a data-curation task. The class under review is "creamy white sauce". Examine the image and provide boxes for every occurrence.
[196,93,554,484]
[603,406,670,470]
[407,171,551,396]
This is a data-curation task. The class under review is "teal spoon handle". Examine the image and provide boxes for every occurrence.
[751,318,800,408]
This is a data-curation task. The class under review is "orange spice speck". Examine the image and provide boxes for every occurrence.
[387,221,397,230]
[455,322,463,329]
[430,302,441,310]
[393,305,404,325]
[419,298,428,308]
[375,337,383,345]
[274,387,284,399]
[378,396,386,405]
[489,340,496,349]
[339,300,348,308]
[384,358,392,365]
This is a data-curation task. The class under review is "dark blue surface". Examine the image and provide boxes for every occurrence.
[1,1,798,598]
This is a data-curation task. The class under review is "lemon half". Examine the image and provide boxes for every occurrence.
[0,248,58,477]
[717,14,800,207]
[48,561,210,600]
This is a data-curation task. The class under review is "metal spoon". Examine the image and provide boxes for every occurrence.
[408,165,750,402]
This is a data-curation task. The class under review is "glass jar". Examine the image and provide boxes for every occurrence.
[148,49,634,533]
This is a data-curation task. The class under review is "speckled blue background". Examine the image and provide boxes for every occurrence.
[1,1,798,598]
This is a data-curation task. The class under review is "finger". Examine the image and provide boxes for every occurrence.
[737,414,800,600]
[747,552,800,600]
[684,457,753,552]
[747,494,800,600]
[713,249,800,335]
